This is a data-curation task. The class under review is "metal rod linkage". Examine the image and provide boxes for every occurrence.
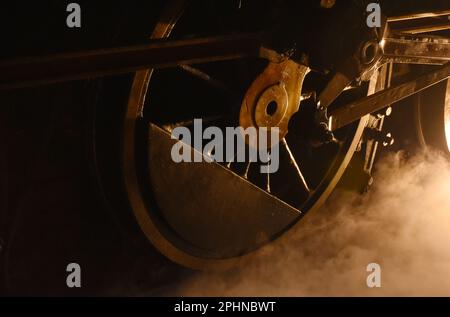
[387,10,450,22]
[329,63,450,131]
[0,34,262,90]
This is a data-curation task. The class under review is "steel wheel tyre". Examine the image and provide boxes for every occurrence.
[415,78,450,154]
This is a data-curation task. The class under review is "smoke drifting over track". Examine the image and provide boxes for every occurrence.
[175,151,450,296]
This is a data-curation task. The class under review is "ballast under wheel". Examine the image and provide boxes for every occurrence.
[90,0,383,270]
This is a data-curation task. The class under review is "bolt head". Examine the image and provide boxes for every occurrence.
[385,107,392,117]
[320,0,336,9]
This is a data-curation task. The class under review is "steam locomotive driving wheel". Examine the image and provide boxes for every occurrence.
[91,0,387,269]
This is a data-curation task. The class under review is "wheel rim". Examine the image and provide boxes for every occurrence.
[121,0,372,269]
[445,80,450,152]
[416,78,450,154]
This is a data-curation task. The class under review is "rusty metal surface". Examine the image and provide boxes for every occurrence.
[147,124,300,258]
[382,35,450,65]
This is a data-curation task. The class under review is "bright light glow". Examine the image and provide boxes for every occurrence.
[444,80,450,152]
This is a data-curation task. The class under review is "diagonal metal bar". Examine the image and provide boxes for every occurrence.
[243,160,252,179]
[178,65,235,95]
[393,21,450,35]
[387,10,450,22]
[0,33,263,90]
[329,63,450,131]
[281,138,310,193]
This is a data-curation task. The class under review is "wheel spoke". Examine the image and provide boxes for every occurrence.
[266,166,271,193]
[226,152,237,169]
[243,159,252,179]
[178,65,236,96]
[282,138,311,193]
[162,115,223,132]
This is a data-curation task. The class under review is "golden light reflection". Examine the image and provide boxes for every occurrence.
[444,80,450,152]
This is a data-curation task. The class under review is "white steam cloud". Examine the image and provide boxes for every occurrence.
[174,151,450,296]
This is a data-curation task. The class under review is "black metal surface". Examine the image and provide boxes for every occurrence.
[0,34,261,90]
[147,124,300,258]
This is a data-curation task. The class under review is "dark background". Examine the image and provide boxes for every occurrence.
[0,0,188,296]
